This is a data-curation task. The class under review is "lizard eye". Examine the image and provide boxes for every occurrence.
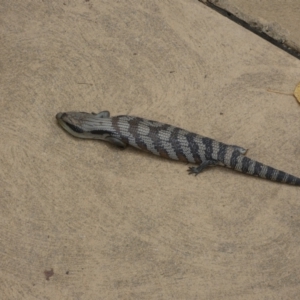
[66,122,84,133]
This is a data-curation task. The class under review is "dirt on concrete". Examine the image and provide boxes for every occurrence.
[1,0,300,299]
[205,0,300,56]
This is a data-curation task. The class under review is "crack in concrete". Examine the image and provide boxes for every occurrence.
[199,0,300,60]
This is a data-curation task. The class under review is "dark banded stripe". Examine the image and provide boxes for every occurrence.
[217,143,227,162]
[185,133,202,163]
[170,127,189,162]
[202,138,214,160]
[278,171,289,183]
[229,150,240,170]
[240,156,251,173]
[135,135,149,152]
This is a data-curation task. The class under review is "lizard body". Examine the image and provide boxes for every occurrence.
[56,111,300,186]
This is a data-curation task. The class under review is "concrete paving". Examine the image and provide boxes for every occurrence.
[206,0,300,54]
[1,0,300,299]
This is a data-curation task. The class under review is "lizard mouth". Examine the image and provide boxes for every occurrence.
[56,112,84,135]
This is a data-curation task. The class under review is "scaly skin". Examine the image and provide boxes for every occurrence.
[56,111,300,186]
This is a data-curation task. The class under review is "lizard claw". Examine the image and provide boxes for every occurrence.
[187,167,198,175]
[187,160,218,176]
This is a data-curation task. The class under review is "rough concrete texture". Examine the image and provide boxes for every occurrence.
[207,0,300,53]
[1,0,300,299]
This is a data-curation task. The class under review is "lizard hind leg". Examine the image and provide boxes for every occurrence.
[188,160,219,176]
[230,145,248,155]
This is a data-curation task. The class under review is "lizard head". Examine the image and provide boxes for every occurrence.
[56,111,111,139]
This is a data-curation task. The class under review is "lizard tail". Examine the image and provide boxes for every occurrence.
[223,154,300,186]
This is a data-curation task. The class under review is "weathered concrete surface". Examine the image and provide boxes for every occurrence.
[1,0,300,299]
[206,0,300,53]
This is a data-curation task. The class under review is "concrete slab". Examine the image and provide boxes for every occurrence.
[205,0,300,55]
[1,0,300,299]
